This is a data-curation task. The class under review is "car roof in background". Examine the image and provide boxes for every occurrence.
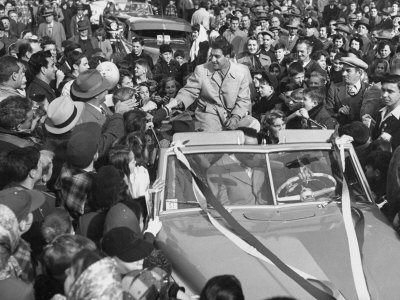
[128,16,191,31]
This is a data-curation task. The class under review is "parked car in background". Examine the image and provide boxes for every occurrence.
[114,15,191,63]
[90,0,153,25]
[152,130,400,299]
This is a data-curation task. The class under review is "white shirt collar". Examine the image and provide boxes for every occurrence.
[380,104,400,121]
[347,80,362,93]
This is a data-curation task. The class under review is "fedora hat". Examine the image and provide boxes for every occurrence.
[42,8,54,17]
[286,19,301,28]
[71,70,113,99]
[77,20,89,31]
[45,95,84,134]
[356,17,370,30]
[375,30,394,40]
[336,24,351,35]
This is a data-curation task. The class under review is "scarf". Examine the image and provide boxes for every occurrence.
[189,24,208,62]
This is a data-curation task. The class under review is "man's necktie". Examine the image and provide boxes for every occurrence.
[47,26,52,36]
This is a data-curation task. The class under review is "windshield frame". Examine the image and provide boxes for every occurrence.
[158,143,374,214]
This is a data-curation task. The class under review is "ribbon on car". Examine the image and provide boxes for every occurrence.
[334,135,371,300]
[171,141,341,300]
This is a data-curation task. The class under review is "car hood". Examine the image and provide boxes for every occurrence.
[157,203,400,299]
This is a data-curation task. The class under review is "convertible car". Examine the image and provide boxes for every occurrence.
[154,131,400,299]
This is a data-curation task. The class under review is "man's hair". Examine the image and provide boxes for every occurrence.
[242,13,250,20]
[365,151,392,178]
[67,50,86,69]
[309,70,327,85]
[0,55,20,84]
[303,86,326,105]
[273,42,286,51]
[199,0,208,8]
[332,33,345,43]
[381,73,400,90]
[43,234,96,280]
[29,50,52,76]
[5,146,40,183]
[311,50,328,61]
[132,37,145,46]
[0,96,32,130]
[288,61,305,77]
[40,36,57,50]
[64,42,81,56]
[231,16,239,22]
[297,39,313,51]
[18,42,33,59]
[211,37,231,56]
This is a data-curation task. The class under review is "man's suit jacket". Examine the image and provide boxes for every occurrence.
[37,21,66,49]
[280,35,299,52]
[175,61,251,118]
[77,103,112,126]
[207,154,272,206]
[326,81,368,124]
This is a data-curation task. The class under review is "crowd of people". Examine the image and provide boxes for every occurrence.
[1,0,400,298]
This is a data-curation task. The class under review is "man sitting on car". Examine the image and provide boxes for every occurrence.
[169,38,260,132]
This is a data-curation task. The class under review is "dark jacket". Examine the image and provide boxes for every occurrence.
[153,59,180,81]
[123,51,154,72]
[371,110,400,151]
[26,77,57,102]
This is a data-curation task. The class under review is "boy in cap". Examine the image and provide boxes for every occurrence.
[0,187,45,282]
[153,44,180,81]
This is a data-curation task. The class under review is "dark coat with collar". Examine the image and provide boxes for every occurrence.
[153,58,180,81]
[326,81,368,125]
[371,109,400,151]
[26,77,57,102]
[77,103,112,127]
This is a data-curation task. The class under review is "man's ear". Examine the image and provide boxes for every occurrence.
[41,65,47,75]
[73,63,79,71]
[11,71,18,81]
[28,168,38,180]
[94,151,99,162]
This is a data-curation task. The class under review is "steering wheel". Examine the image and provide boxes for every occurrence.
[276,173,337,203]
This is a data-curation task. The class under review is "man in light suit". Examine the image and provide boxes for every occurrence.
[172,38,259,132]
[37,8,66,51]
[207,129,273,205]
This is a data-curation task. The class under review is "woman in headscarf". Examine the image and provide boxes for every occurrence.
[62,250,123,300]
[189,24,209,67]
[237,36,271,72]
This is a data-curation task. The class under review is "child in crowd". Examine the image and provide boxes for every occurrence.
[286,87,337,129]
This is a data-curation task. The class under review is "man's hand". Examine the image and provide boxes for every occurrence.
[145,217,162,237]
[55,70,65,88]
[114,99,138,114]
[225,114,240,130]
[297,108,309,119]
[361,114,373,128]
[165,98,178,110]
[141,101,157,112]
[338,105,350,115]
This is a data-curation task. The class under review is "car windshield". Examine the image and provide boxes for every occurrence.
[163,149,370,210]
[122,2,151,14]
